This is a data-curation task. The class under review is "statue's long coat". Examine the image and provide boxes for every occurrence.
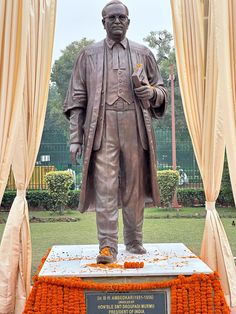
[64,39,167,212]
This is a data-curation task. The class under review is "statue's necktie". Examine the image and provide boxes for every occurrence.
[112,44,126,70]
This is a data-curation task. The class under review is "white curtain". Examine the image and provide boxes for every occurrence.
[0,0,29,204]
[0,1,56,313]
[219,1,236,206]
[171,0,236,306]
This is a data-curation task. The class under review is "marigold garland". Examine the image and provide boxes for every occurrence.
[124,261,144,268]
[87,261,144,269]
[87,262,123,269]
[23,250,230,314]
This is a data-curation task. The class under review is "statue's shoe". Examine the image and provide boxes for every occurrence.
[126,241,147,254]
[96,247,117,264]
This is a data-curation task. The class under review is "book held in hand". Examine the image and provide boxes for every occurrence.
[132,63,150,109]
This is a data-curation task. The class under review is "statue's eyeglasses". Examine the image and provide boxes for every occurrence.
[104,14,128,23]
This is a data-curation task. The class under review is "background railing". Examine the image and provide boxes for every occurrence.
[6,127,203,190]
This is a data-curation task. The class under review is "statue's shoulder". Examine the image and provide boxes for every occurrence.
[128,39,151,56]
[82,40,104,55]
[74,40,104,64]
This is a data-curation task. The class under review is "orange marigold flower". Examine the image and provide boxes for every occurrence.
[123,261,144,268]
[23,250,230,314]
[100,247,112,256]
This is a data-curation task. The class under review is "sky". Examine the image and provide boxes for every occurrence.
[52,0,173,62]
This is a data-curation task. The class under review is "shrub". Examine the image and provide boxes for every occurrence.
[1,190,53,210]
[157,170,179,208]
[1,191,16,209]
[27,190,53,210]
[177,188,196,207]
[195,189,205,206]
[67,190,80,208]
[44,171,74,214]
[217,190,234,207]
[219,159,234,206]
[1,189,78,210]
[177,188,205,206]
[177,187,236,207]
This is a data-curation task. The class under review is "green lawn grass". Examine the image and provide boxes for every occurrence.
[0,208,236,276]
[1,206,236,220]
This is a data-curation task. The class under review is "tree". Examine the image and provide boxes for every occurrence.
[43,38,94,135]
[44,82,68,133]
[144,30,187,129]
[51,38,94,100]
[144,30,173,64]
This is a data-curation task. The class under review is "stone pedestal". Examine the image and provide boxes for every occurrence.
[38,243,212,314]
[39,243,212,280]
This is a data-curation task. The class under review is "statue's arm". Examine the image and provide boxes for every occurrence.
[63,50,87,163]
[145,51,168,118]
[69,109,84,164]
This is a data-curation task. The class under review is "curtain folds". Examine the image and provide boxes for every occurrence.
[170,0,236,307]
[220,1,236,206]
[0,0,29,204]
[0,1,56,313]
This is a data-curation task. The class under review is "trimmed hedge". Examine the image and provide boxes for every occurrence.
[1,189,80,210]
[26,190,53,209]
[220,159,234,206]
[1,190,52,210]
[1,191,16,208]
[1,183,233,211]
[45,171,74,213]
[157,170,179,208]
[177,188,205,207]
[67,190,80,208]
[177,188,234,207]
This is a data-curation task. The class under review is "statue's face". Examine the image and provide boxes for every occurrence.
[102,3,130,42]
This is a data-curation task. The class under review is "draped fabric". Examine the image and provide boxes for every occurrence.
[170,0,236,306]
[219,2,236,208]
[0,1,56,313]
[0,0,29,204]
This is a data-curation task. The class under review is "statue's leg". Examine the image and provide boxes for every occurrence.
[118,109,145,251]
[93,110,120,254]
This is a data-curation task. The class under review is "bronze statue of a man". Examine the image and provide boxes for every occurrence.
[63,0,167,264]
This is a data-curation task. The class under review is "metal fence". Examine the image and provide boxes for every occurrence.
[7,166,56,190]
[6,127,202,190]
[155,127,202,189]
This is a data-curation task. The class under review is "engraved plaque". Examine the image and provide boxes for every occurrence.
[86,290,169,314]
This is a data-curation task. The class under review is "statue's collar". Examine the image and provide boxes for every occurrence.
[105,37,128,49]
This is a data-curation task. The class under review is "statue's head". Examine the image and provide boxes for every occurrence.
[102,1,130,42]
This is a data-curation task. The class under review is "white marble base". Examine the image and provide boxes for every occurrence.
[39,243,212,278]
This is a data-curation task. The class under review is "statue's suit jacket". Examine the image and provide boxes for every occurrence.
[64,39,167,212]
